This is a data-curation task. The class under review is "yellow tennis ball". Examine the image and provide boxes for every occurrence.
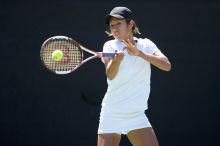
[52,50,63,61]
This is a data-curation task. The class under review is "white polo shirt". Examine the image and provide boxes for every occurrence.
[101,37,159,114]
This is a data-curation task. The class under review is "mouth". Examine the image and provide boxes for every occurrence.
[114,32,120,37]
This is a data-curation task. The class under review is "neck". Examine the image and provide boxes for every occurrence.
[116,33,135,43]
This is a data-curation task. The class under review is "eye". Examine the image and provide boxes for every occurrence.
[116,22,122,25]
[110,22,122,29]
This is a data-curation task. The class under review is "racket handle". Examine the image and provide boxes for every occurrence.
[101,53,116,58]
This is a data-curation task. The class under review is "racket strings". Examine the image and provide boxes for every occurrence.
[41,39,82,73]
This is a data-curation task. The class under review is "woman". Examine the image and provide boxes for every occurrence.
[98,7,171,146]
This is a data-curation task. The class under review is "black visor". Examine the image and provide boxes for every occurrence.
[105,7,133,25]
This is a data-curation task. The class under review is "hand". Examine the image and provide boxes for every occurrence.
[113,52,124,63]
[123,39,140,56]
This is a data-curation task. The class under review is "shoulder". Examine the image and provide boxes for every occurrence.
[136,37,159,54]
[103,39,118,52]
[103,39,117,47]
[103,39,123,52]
[136,37,156,46]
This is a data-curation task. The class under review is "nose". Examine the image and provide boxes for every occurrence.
[110,24,118,31]
[112,28,117,32]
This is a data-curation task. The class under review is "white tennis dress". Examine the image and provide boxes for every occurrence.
[98,37,159,134]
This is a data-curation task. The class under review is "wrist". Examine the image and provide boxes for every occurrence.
[138,50,144,58]
[138,51,149,60]
[137,49,141,56]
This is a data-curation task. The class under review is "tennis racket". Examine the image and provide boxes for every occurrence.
[40,36,115,74]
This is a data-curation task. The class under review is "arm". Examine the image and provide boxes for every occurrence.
[138,50,171,71]
[123,39,171,71]
[102,53,124,80]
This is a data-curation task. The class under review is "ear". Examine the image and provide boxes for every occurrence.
[128,20,134,30]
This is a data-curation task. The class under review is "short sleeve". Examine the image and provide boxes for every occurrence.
[103,41,114,53]
[143,38,160,55]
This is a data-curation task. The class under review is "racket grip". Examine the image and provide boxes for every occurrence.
[102,53,115,58]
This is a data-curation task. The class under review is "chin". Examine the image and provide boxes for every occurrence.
[114,36,123,41]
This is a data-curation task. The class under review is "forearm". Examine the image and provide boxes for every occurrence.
[106,59,122,80]
[138,51,171,71]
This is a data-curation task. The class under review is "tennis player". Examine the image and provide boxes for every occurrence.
[98,7,171,146]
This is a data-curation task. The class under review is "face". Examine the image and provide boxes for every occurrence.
[109,17,133,40]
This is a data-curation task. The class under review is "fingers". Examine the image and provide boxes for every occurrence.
[113,53,124,62]
[127,39,134,46]
[115,52,124,58]
[122,39,135,47]
[122,39,136,55]
[122,40,129,46]
[122,39,140,56]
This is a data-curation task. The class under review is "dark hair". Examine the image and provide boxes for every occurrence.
[105,19,141,36]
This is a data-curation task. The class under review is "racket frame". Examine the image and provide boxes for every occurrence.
[40,36,116,74]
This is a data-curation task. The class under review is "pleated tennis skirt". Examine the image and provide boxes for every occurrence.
[98,111,152,135]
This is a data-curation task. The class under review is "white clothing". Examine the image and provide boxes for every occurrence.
[98,37,159,134]
[98,111,151,134]
[101,37,159,113]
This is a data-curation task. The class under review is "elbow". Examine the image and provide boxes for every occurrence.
[165,66,171,71]
[162,57,171,71]
[164,62,172,71]
[159,57,171,71]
